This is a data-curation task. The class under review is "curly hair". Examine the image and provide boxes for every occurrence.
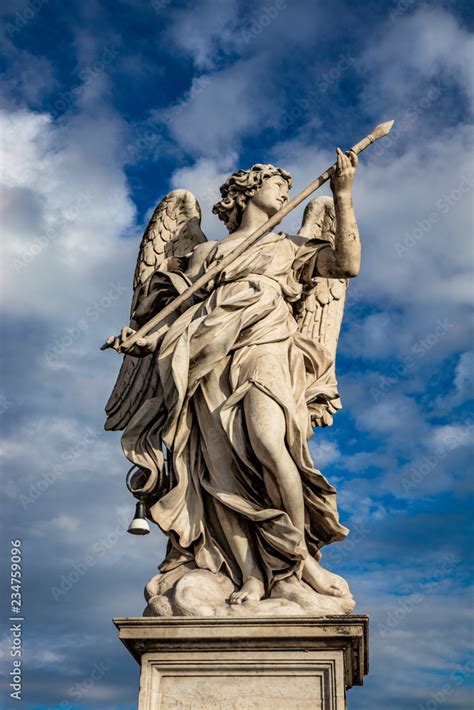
[212,163,292,233]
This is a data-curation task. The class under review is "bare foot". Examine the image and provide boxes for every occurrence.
[228,576,265,605]
[303,557,350,597]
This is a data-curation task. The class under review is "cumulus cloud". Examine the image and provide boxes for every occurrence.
[435,350,474,411]
[0,99,136,324]
[361,6,474,113]
[309,436,341,467]
[153,55,280,158]
[166,0,327,72]
[0,65,162,703]
[170,154,236,239]
[166,0,241,70]
[147,0,338,161]
[275,122,473,354]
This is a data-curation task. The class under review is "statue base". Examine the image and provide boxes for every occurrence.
[114,615,368,709]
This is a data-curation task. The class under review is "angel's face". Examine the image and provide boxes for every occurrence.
[250,174,289,217]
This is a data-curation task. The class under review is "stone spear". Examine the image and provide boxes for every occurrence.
[102,120,393,353]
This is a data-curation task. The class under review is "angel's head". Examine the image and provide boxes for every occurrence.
[213,164,292,233]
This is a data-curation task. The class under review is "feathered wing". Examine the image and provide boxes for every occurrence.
[104,189,207,431]
[295,196,348,427]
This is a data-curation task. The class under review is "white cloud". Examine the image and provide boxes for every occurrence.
[355,393,424,437]
[337,486,388,525]
[361,6,474,112]
[343,312,397,360]
[0,100,137,326]
[0,83,146,589]
[309,436,341,467]
[429,422,474,451]
[156,56,279,158]
[166,0,324,72]
[436,351,474,411]
[166,0,241,70]
[343,449,394,474]
[31,514,81,537]
[453,352,474,400]
[272,117,474,369]
[154,0,334,160]
[0,29,57,108]
[352,577,474,708]
[170,154,237,239]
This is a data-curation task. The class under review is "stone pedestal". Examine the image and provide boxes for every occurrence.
[114,615,368,709]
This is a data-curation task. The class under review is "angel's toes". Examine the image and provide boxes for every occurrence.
[228,592,245,605]
[245,591,262,603]
[330,577,349,597]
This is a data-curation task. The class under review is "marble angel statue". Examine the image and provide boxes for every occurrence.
[103,148,362,616]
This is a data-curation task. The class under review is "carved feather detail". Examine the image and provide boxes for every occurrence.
[105,190,207,431]
[295,196,348,427]
[133,189,206,294]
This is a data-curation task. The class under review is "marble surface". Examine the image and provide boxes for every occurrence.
[114,615,369,710]
[144,567,355,618]
[105,154,364,609]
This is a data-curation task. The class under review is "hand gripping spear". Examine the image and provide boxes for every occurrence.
[101,120,393,354]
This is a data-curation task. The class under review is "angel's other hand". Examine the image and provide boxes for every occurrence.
[115,326,136,350]
[121,333,159,357]
[102,327,136,352]
[102,327,132,351]
[330,148,358,195]
[102,327,158,357]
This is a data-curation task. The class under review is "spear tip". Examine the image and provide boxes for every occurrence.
[372,119,395,140]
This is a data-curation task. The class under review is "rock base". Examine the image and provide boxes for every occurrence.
[144,566,355,617]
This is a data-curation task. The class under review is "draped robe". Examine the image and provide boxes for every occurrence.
[122,231,348,591]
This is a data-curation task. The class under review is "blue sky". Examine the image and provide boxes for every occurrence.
[0,0,473,708]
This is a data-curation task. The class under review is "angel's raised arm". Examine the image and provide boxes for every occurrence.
[300,149,361,280]
[316,191,360,279]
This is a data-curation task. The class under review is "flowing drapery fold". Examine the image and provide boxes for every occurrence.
[122,232,348,590]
